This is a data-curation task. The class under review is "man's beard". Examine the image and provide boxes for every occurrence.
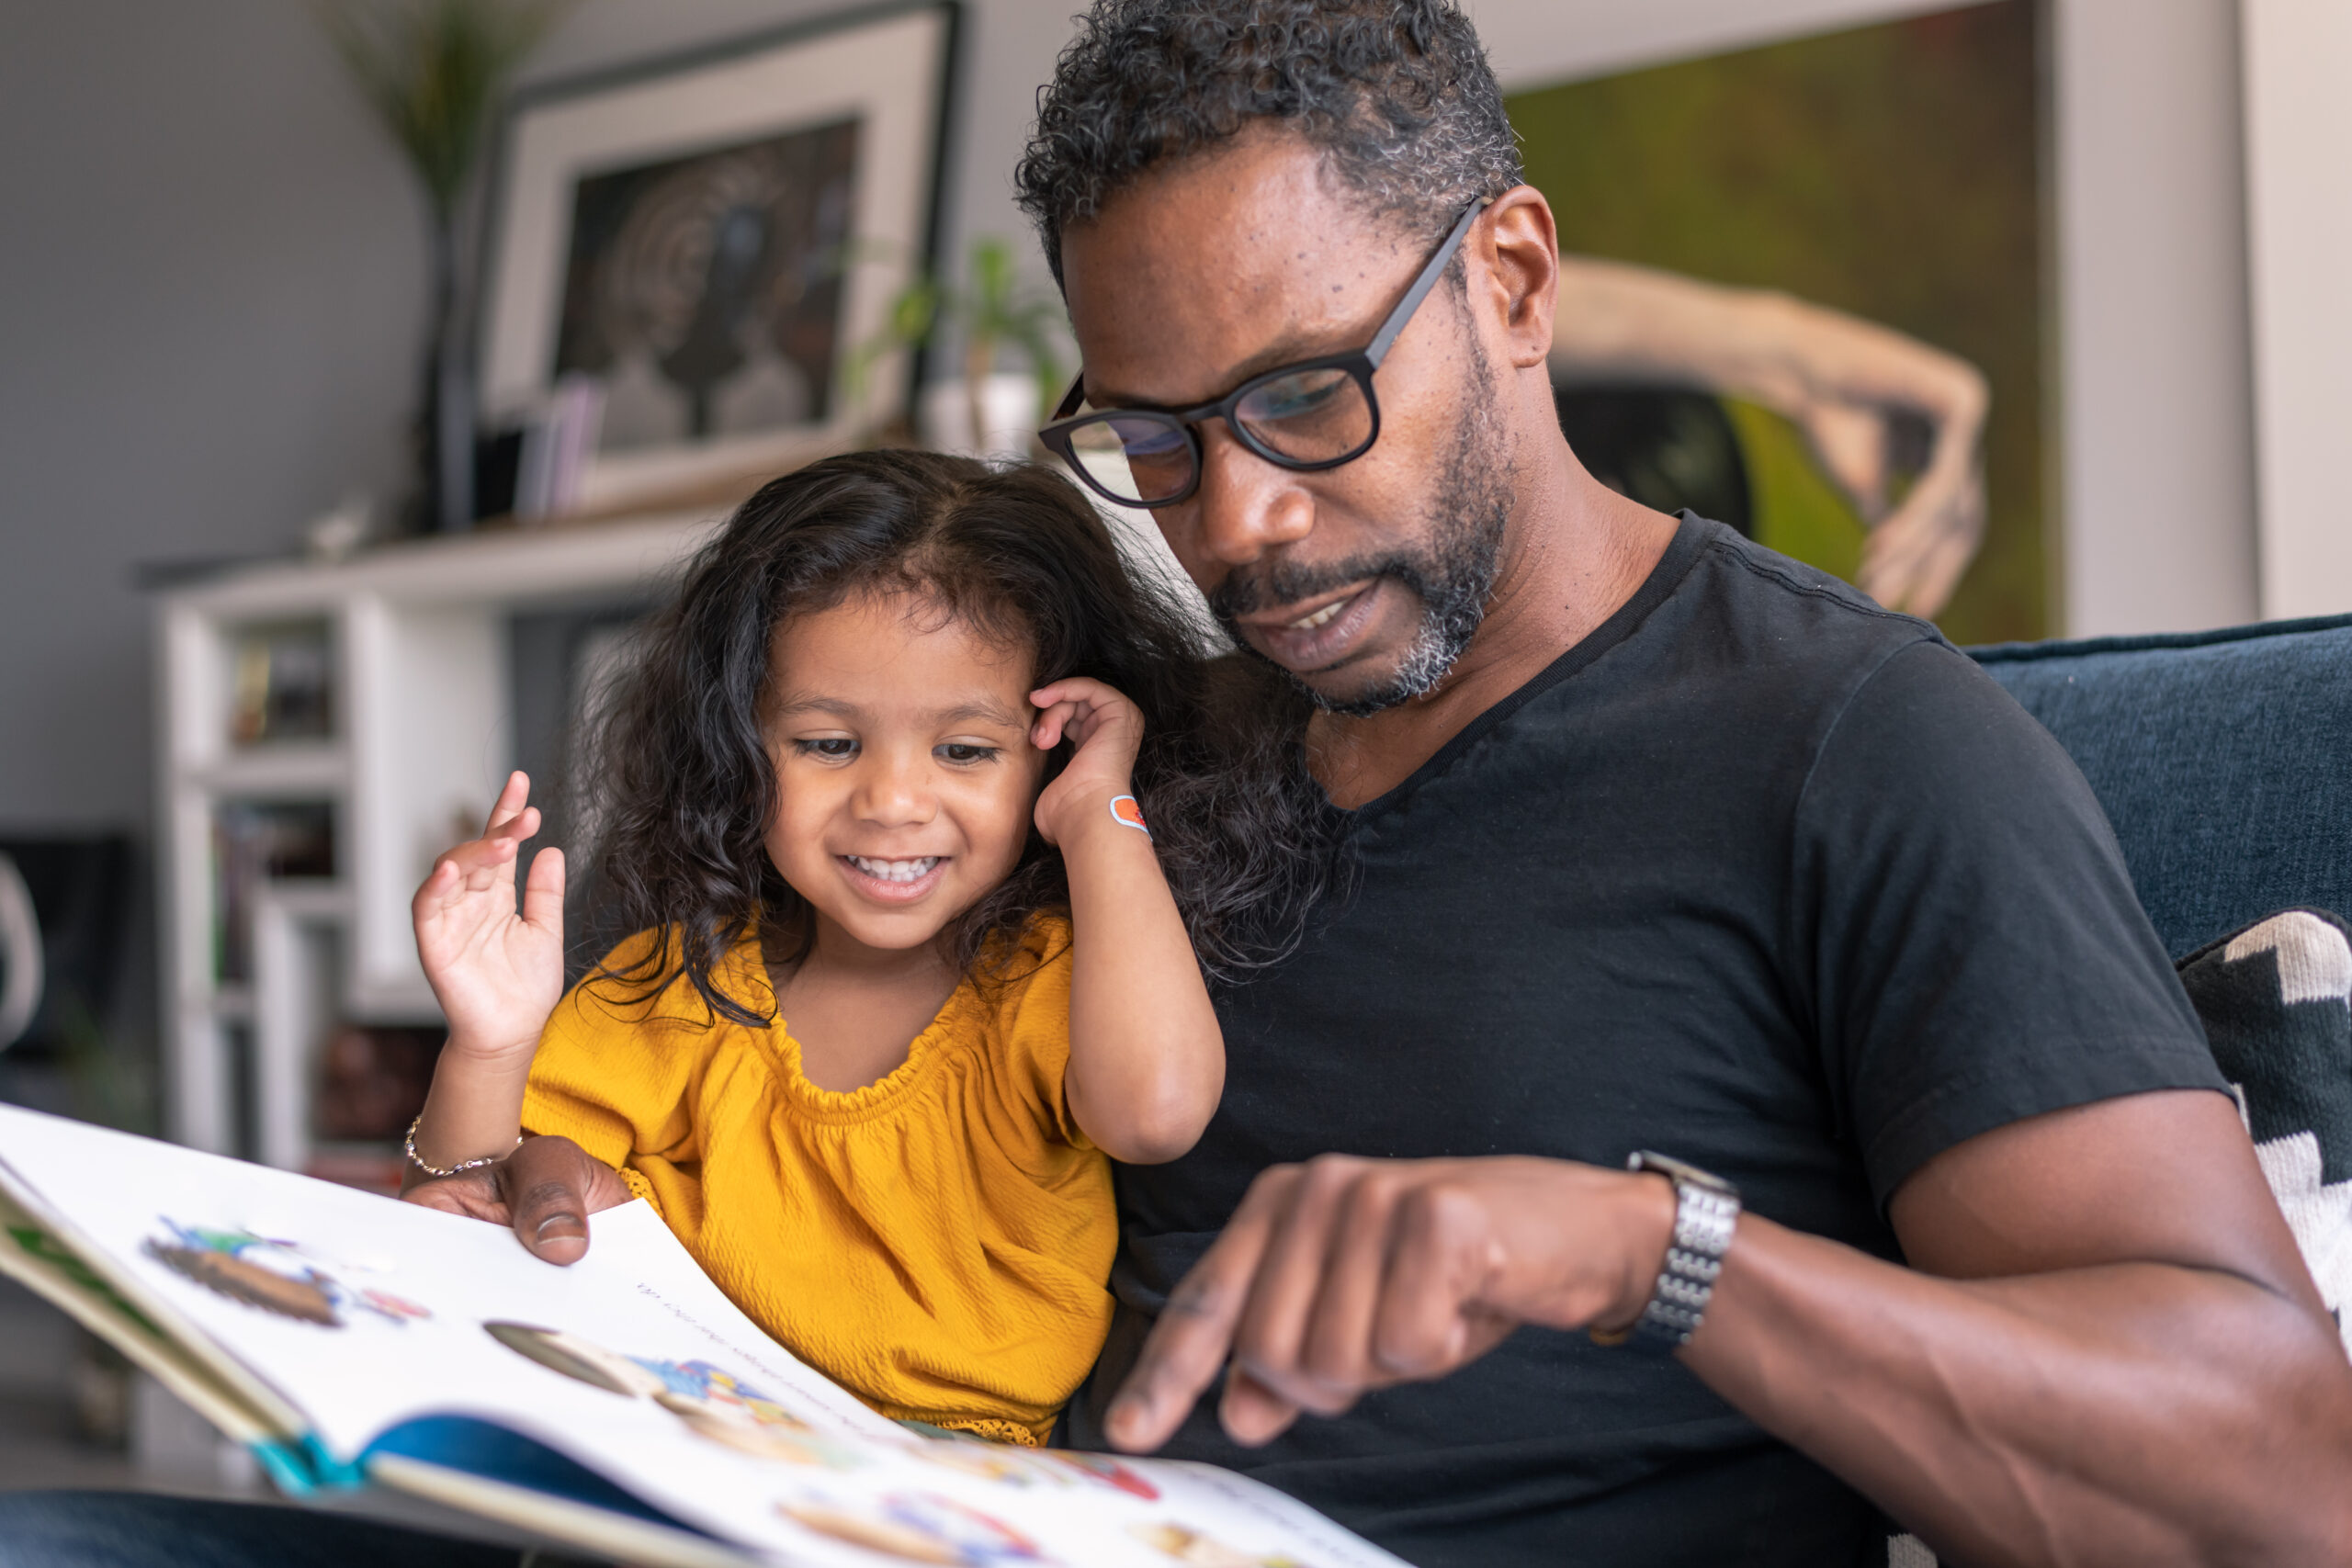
[1207,391,1510,718]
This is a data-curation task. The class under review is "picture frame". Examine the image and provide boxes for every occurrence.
[478,1,959,517]
[1502,0,2048,641]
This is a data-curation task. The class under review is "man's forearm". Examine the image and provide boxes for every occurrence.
[1684,1213,2352,1565]
[1098,1095,2350,1563]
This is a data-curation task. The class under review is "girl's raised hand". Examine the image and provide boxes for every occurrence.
[413,771,566,1066]
[1030,677,1147,847]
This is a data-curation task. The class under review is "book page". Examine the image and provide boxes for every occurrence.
[0,1104,899,1462]
[0,1105,1410,1568]
[0,1184,280,1446]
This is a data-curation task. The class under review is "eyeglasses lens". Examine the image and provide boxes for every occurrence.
[1233,367,1372,463]
[1067,413,1194,504]
[1061,369,1374,505]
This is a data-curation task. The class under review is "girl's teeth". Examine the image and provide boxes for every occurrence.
[1288,598,1348,631]
[848,855,939,884]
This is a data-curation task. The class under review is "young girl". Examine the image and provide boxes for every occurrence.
[400,449,1325,1447]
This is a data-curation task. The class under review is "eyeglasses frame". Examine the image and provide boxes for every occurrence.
[1038,196,1493,509]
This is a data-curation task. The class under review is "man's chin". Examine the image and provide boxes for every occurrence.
[1252,644,1429,717]
[1306,679,1424,719]
[1219,574,1485,716]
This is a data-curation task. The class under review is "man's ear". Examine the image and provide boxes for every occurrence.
[1477,185,1559,372]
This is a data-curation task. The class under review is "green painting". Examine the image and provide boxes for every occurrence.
[1510,0,2047,643]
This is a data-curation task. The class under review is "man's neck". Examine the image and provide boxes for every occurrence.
[1306,454,1679,809]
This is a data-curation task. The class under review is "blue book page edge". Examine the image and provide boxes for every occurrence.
[360,1414,703,1532]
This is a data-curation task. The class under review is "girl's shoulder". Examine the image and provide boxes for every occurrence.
[974,910,1073,999]
[938,911,1088,1154]
[552,925,768,1046]
[956,911,1075,1067]
[1009,908,1072,965]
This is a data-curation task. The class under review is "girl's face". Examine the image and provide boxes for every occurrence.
[763,590,1047,957]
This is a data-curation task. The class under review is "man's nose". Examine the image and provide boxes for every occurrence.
[854,750,938,826]
[1189,421,1315,567]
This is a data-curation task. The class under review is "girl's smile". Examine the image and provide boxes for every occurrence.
[842,854,942,885]
[835,852,949,901]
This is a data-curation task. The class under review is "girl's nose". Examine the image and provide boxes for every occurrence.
[853,751,938,826]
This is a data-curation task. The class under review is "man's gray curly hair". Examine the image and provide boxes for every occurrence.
[1013,0,1523,287]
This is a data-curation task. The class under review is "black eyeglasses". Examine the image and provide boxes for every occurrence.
[1039,197,1491,509]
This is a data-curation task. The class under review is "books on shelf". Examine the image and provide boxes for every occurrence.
[209,802,335,983]
[0,1104,1405,1568]
[478,373,605,525]
[228,622,334,747]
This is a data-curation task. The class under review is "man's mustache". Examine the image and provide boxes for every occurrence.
[1206,554,1430,622]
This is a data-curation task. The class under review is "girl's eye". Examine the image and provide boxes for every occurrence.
[794,738,858,760]
[937,743,999,765]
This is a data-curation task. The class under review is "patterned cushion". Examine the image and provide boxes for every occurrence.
[2176,907,2352,1355]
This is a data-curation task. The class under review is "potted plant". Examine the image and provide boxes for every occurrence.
[859,236,1069,460]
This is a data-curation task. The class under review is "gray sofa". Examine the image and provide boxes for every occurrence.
[1973,614,2352,958]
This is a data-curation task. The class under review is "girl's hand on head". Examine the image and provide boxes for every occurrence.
[413,770,567,1066]
[1030,677,1147,848]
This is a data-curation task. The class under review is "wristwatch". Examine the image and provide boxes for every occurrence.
[1589,1151,1741,1354]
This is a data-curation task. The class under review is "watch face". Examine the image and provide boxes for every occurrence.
[1628,1151,1740,1199]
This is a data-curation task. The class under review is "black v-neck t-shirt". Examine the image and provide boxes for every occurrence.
[1071,515,2225,1566]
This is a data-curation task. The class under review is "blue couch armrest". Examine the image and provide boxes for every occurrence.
[1971,614,2352,958]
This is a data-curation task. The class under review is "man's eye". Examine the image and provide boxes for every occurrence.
[795,738,857,760]
[938,743,999,765]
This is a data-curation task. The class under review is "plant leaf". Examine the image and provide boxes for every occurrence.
[313,0,572,218]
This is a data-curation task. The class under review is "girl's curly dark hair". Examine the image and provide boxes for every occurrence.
[574,447,1338,1025]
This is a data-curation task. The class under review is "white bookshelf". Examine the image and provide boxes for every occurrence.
[152,509,725,1171]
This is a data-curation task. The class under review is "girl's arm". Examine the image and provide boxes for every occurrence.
[401,771,568,1192]
[1031,680,1225,1166]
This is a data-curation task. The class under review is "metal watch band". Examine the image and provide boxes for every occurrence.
[1603,1151,1741,1355]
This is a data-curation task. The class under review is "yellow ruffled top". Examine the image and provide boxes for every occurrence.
[521,916,1112,1445]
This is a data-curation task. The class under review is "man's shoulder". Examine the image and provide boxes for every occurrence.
[1508,516,1953,738]
[1673,518,1944,671]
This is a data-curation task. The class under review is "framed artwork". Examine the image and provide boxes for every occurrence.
[479,2,958,516]
[1507,0,2049,643]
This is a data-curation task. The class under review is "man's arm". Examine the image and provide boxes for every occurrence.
[1102,1089,2352,1566]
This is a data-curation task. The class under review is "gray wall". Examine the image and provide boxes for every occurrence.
[2055,0,2258,636]
[0,3,419,831]
[0,0,2262,1025]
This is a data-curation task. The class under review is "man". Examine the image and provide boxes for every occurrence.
[1011,1,2352,1563]
[8,6,2336,1566]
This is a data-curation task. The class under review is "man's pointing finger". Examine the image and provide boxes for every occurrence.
[1105,1166,1297,1452]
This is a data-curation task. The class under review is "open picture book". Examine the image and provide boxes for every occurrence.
[0,1103,1405,1568]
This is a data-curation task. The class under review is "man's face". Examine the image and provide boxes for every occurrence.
[1059,136,1511,716]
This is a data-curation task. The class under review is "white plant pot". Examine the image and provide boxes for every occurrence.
[917,371,1041,462]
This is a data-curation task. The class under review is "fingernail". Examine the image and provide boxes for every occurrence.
[535,1214,583,1242]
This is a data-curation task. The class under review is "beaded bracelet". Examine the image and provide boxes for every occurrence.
[402,1114,519,1179]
